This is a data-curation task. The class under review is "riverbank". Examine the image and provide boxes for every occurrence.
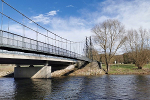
[69,62,105,76]
[0,62,105,78]
[103,64,150,75]
[0,65,15,77]
[1,63,150,78]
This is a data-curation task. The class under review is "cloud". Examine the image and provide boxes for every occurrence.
[31,10,59,24]
[66,5,74,7]
[47,10,59,16]
[98,0,150,29]
[31,14,50,24]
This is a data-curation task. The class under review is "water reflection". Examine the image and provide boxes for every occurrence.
[14,79,51,100]
[1,75,150,100]
[131,75,150,99]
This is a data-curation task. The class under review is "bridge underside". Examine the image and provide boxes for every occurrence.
[0,58,72,66]
[0,53,76,78]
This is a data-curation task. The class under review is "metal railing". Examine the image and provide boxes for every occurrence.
[0,30,90,61]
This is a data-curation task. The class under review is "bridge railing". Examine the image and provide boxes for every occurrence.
[0,30,90,61]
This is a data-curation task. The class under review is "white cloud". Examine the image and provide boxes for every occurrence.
[66,5,74,7]
[47,10,59,16]
[31,14,50,24]
[98,0,150,29]
[30,10,59,24]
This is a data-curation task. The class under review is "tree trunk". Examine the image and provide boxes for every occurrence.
[106,63,109,74]
[138,66,142,69]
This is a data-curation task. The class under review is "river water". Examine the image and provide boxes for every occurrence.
[0,75,150,100]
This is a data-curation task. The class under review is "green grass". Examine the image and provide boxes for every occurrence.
[102,64,150,74]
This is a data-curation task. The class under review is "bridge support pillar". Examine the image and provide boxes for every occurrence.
[29,65,34,67]
[14,66,51,78]
[16,64,20,67]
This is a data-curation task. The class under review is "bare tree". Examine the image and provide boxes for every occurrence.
[125,28,150,69]
[92,19,127,73]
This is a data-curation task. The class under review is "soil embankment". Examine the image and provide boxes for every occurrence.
[0,65,15,77]
[69,62,105,76]
[51,61,105,77]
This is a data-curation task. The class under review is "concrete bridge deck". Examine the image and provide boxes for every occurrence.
[0,51,75,66]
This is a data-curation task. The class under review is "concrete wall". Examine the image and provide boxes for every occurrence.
[14,66,51,78]
[51,64,76,78]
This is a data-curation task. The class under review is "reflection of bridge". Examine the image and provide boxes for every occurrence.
[0,0,92,78]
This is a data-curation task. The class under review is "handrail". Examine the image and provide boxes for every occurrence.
[0,30,90,61]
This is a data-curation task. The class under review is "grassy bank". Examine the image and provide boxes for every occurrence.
[102,64,150,75]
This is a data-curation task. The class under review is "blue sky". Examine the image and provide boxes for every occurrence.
[1,0,150,52]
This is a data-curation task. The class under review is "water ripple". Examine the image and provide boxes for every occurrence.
[0,75,150,100]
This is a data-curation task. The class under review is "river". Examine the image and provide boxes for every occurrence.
[0,75,150,100]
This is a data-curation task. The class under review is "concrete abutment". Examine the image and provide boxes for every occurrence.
[14,66,51,78]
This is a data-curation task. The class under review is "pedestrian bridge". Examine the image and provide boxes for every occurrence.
[0,0,92,78]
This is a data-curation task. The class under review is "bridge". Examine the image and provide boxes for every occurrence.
[0,0,93,78]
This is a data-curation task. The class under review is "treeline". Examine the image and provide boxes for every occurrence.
[91,19,150,72]
[96,50,150,65]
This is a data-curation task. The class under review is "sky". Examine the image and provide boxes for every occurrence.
[1,0,150,54]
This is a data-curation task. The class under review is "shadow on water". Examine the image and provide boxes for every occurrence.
[14,79,52,100]
[3,72,14,77]
[13,77,85,100]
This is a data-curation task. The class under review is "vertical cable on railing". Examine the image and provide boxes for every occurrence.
[8,17,9,32]
[66,40,67,56]
[70,41,71,57]
[1,0,3,44]
[22,15,25,48]
[47,30,49,52]
[36,25,38,51]
[55,35,56,54]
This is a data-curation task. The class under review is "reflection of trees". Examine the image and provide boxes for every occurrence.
[14,79,51,100]
[75,76,117,99]
[131,75,150,99]
[103,75,117,99]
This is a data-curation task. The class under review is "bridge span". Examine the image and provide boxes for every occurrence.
[0,50,79,78]
[0,0,93,78]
